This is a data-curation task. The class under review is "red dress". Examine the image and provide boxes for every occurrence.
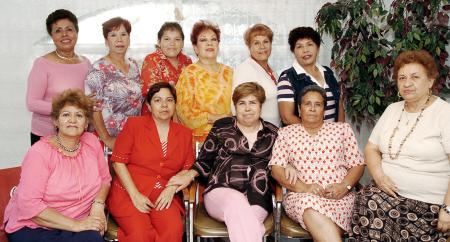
[107,115,194,242]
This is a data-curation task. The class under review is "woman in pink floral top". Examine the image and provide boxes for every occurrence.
[140,22,192,115]
[85,17,143,149]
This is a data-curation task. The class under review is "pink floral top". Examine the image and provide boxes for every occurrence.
[85,57,143,137]
[2,132,111,233]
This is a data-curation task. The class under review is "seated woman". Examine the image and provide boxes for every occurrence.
[270,85,365,242]
[3,89,111,242]
[349,50,449,241]
[169,82,279,242]
[106,82,194,242]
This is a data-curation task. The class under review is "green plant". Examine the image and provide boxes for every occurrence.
[315,0,450,129]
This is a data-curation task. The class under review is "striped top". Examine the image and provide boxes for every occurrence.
[161,141,168,158]
[277,62,337,122]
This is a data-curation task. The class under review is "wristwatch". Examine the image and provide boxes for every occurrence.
[441,204,450,214]
[343,180,352,191]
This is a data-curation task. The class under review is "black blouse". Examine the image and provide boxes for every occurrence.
[192,116,278,212]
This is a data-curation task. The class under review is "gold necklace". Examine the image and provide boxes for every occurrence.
[388,95,431,159]
[55,50,76,61]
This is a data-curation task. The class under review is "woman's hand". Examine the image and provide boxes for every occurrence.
[167,171,194,192]
[324,183,348,200]
[89,203,107,235]
[130,191,154,213]
[305,183,326,197]
[438,209,450,233]
[103,136,116,150]
[284,164,300,185]
[73,215,104,233]
[372,170,398,198]
[155,186,177,210]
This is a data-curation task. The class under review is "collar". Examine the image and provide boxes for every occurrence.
[231,116,271,132]
[292,61,325,75]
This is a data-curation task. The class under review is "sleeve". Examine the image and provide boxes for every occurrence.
[91,135,112,185]
[276,73,295,103]
[26,59,52,115]
[368,104,393,146]
[110,118,135,164]
[268,127,290,167]
[342,123,365,169]
[140,55,160,97]
[192,123,220,178]
[85,67,106,112]
[182,128,195,170]
[14,148,51,220]
[438,102,450,154]
[175,68,209,130]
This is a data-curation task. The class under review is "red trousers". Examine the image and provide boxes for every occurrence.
[109,184,184,242]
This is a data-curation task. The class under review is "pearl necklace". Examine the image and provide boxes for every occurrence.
[388,95,431,160]
[55,50,76,61]
[55,135,80,153]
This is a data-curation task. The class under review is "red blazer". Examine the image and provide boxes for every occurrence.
[107,115,194,215]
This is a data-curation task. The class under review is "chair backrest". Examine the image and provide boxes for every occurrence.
[0,166,21,242]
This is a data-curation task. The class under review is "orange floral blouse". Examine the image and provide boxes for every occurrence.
[140,48,192,115]
[175,63,233,142]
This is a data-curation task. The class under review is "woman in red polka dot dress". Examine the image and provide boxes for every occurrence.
[270,85,365,241]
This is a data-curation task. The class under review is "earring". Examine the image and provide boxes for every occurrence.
[397,91,402,99]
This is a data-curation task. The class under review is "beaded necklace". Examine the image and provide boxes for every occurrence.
[388,95,431,160]
[56,135,80,153]
[55,50,77,61]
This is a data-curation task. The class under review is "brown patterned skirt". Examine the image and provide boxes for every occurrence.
[348,183,448,242]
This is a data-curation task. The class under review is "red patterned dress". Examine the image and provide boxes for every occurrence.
[269,122,364,232]
[140,49,192,115]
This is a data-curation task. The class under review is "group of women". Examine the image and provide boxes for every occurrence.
[1,8,448,242]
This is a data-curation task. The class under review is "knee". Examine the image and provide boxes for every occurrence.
[158,217,183,238]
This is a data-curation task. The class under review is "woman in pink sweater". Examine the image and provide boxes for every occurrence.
[26,9,90,145]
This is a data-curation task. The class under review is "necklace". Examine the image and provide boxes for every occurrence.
[55,135,80,153]
[55,50,76,61]
[388,95,431,159]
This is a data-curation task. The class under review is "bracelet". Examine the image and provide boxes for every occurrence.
[92,200,105,206]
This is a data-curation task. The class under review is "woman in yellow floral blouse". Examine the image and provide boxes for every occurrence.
[176,20,232,143]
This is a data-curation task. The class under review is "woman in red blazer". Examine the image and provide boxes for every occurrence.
[106,82,194,242]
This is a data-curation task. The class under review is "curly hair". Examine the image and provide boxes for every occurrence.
[393,50,439,83]
[51,89,93,121]
[46,9,79,35]
[190,20,221,45]
[288,26,321,52]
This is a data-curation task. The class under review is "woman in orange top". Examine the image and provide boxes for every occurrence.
[106,82,194,242]
[176,20,233,143]
[141,22,192,115]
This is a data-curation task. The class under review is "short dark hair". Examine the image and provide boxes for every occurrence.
[190,20,221,45]
[158,22,185,41]
[288,26,321,52]
[102,17,131,39]
[146,82,177,103]
[51,89,93,121]
[298,85,327,106]
[232,82,266,106]
[393,50,439,84]
[46,9,79,35]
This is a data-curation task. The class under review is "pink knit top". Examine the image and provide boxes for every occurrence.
[2,132,111,233]
[26,57,91,136]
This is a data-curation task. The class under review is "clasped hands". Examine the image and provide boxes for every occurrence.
[284,164,348,200]
[130,185,179,213]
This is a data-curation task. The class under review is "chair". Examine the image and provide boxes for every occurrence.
[102,147,194,242]
[188,142,275,242]
[0,166,21,242]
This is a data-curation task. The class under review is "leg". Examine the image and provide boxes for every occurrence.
[303,208,343,242]
[114,211,156,242]
[204,187,267,242]
[149,203,183,242]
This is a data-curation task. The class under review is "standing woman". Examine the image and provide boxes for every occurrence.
[233,24,280,126]
[85,17,143,150]
[176,20,232,143]
[27,9,91,145]
[277,27,344,125]
[140,22,192,115]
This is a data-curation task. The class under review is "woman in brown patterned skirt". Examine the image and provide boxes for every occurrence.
[349,50,450,241]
